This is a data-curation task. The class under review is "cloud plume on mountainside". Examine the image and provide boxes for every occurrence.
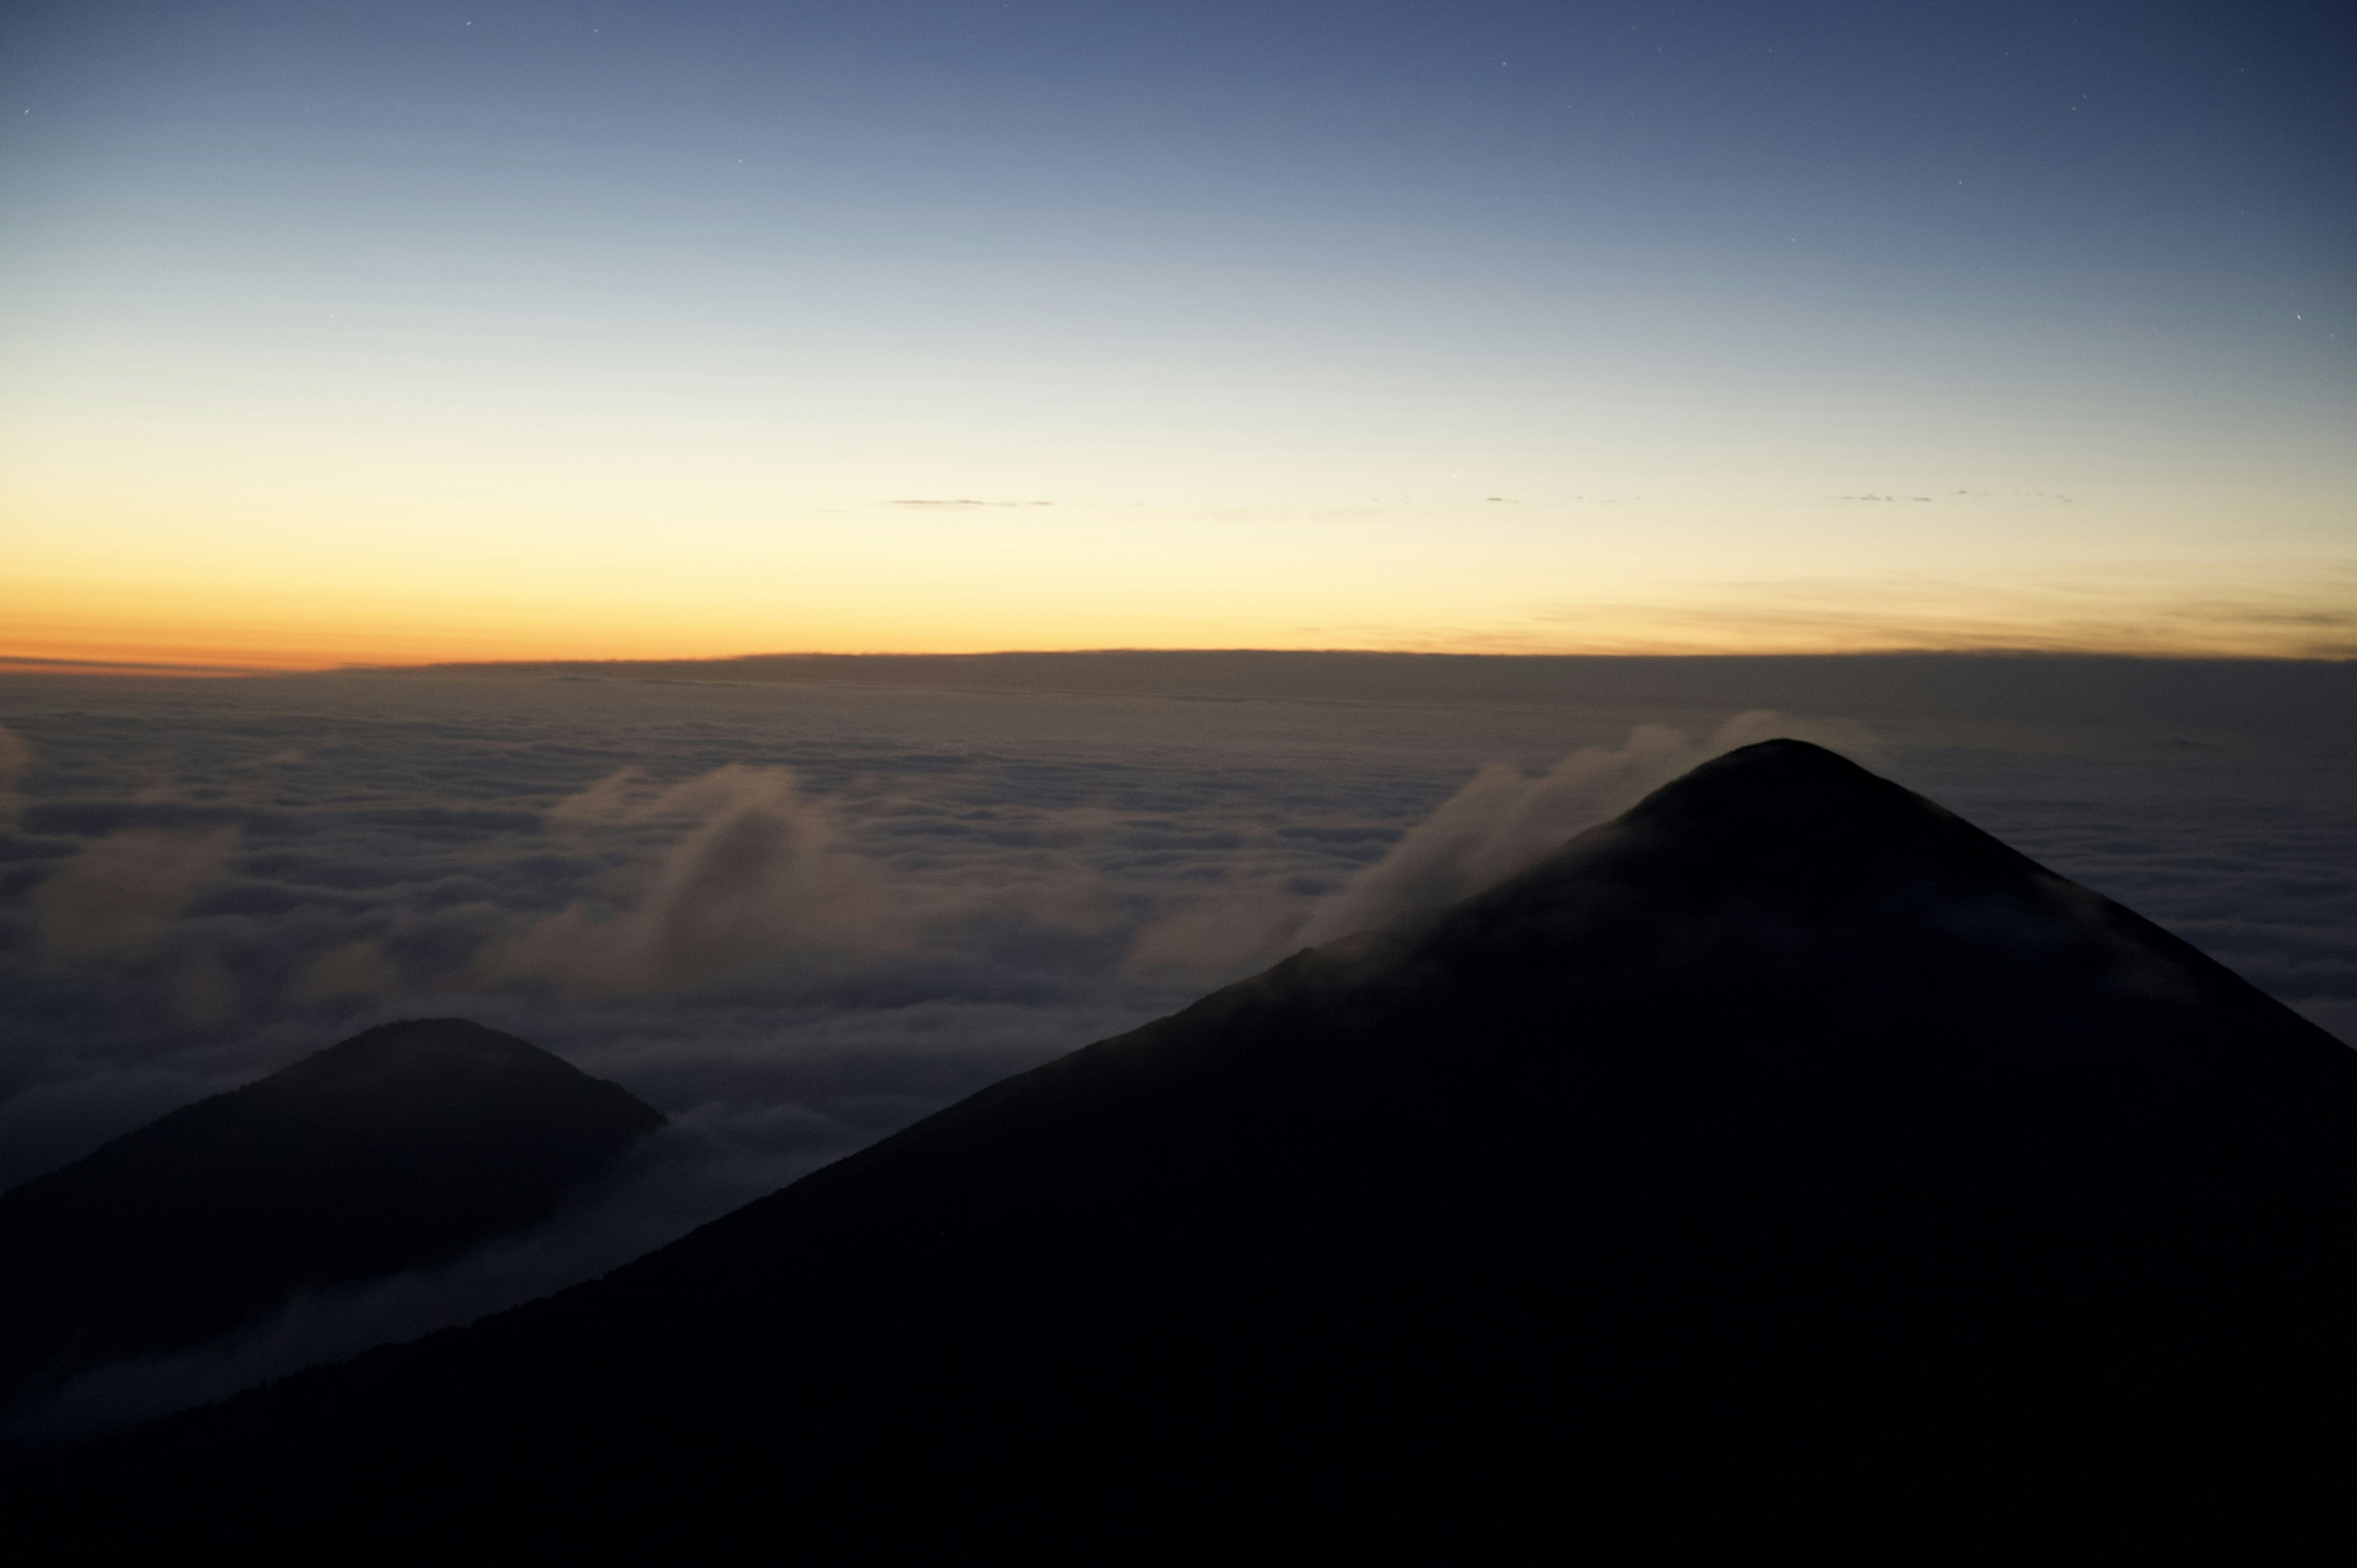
[1124,710,1878,973]
[1296,711,1879,945]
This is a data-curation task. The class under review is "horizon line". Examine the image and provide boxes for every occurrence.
[7,645,2355,682]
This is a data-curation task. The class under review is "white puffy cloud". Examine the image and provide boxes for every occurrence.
[486,766,891,992]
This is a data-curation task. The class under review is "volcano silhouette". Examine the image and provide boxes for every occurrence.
[0,1019,660,1410]
[11,741,2357,1559]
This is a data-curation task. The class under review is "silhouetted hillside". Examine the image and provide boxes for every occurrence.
[0,1019,660,1408]
[13,743,2357,1560]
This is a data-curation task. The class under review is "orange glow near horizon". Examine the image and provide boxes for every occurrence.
[8,331,2350,671]
[10,263,2350,672]
[8,539,2353,674]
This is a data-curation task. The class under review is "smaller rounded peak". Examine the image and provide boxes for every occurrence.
[261,1019,601,1100]
[323,1017,548,1062]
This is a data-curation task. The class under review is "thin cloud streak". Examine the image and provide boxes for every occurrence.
[1530,563,2357,659]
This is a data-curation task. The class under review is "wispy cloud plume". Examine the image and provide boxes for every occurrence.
[1297,711,1879,944]
[1128,712,1881,978]
[486,766,892,992]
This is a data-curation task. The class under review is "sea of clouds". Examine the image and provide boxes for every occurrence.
[1,654,2349,1439]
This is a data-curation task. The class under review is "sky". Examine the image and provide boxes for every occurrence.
[2,0,2351,668]
[1,654,2351,1437]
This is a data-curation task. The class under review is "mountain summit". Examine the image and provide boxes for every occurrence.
[13,743,2356,1558]
[0,1019,661,1410]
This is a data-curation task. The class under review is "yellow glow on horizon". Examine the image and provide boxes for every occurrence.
[7,395,2351,670]
[7,539,2351,673]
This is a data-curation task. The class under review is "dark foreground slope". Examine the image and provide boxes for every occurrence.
[0,1019,661,1408]
[13,743,2357,1560]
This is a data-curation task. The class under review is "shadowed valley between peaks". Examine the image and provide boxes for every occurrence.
[11,741,2357,1559]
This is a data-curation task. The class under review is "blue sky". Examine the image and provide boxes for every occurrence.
[3,1,2350,663]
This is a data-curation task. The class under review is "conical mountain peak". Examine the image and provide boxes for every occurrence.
[1423,738,2062,964]
[1600,736,1959,862]
[1624,735,1905,826]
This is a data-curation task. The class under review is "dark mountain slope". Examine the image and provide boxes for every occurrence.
[14,743,2357,1560]
[0,1019,661,1408]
